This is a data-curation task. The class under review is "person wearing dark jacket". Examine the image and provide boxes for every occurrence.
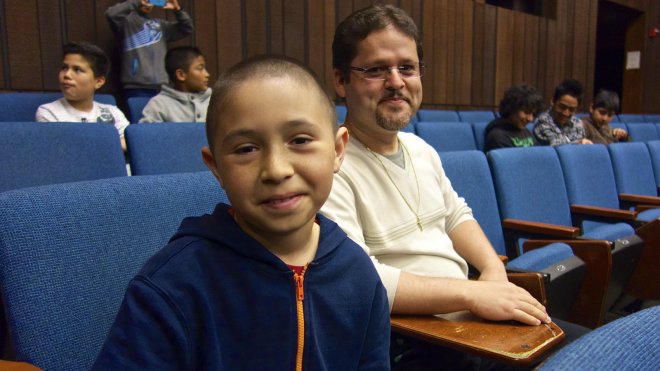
[92,56,390,371]
[484,83,544,152]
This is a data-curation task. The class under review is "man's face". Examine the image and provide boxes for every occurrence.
[550,94,578,126]
[590,106,615,127]
[334,26,422,133]
[179,55,210,92]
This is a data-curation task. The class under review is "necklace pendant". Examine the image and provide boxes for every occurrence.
[416,217,423,231]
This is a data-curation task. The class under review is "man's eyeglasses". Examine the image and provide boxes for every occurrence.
[349,63,425,81]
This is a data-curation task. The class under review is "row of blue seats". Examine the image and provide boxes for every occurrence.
[1,142,657,369]
[3,91,660,125]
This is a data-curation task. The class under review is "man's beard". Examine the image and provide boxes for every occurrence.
[375,106,412,131]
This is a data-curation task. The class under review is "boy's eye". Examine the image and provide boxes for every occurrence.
[234,145,258,155]
[290,136,312,145]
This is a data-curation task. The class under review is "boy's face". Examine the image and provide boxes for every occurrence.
[178,55,210,92]
[59,54,105,103]
[510,110,534,129]
[334,26,422,132]
[590,106,615,127]
[202,77,347,243]
[550,94,578,126]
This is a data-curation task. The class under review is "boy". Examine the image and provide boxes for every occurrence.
[484,83,544,152]
[92,56,391,370]
[106,0,193,98]
[533,79,593,146]
[36,41,129,152]
[583,89,629,144]
[138,46,211,123]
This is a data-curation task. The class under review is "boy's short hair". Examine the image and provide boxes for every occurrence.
[499,83,545,119]
[165,46,204,83]
[63,42,110,78]
[206,55,337,152]
[592,89,620,113]
[552,78,584,104]
[332,5,422,82]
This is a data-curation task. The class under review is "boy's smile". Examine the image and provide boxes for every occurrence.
[203,76,347,250]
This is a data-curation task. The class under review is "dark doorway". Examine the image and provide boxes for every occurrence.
[594,1,644,112]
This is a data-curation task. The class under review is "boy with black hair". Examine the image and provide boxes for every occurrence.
[583,89,629,144]
[138,46,211,122]
[106,0,194,99]
[92,55,391,370]
[533,78,593,145]
[484,83,544,152]
[36,41,129,151]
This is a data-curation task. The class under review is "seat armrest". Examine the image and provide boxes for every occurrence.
[619,193,660,209]
[502,218,581,258]
[0,360,42,371]
[570,204,637,221]
[507,272,547,306]
[523,240,612,328]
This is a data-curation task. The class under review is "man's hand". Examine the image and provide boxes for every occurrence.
[164,0,181,11]
[613,128,628,140]
[465,280,551,326]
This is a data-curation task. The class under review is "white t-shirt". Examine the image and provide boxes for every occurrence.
[36,98,129,137]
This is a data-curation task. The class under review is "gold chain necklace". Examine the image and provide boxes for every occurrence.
[351,132,424,231]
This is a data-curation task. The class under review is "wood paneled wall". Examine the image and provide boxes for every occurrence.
[1,0,658,112]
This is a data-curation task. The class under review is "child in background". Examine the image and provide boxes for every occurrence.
[138,46,211,123]
[583,89,629,144]
[36,41,129,151]
[105,0,194,99]
[92,55,391,371]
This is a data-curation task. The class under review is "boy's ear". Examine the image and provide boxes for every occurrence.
[201,146,224,187]
[175,68,187,83]
[333,126,349,173]
[333,69,347,99]
[588,104,594,114]
[94,76,106,90]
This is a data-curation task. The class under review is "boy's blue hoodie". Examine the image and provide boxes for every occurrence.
[92,203,390,370]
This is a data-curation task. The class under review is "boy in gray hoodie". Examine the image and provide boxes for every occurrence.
[139,46,211,123]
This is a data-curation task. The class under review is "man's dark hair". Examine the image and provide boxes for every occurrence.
[499,83,545,119]
[552,79,584,104]
[165,46,204,83]
[63,41,110,78]
[206,55,337,152]
[332,5,422,82]
[591,89,620,113]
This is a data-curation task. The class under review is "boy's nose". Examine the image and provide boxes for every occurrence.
[260,151,294,183]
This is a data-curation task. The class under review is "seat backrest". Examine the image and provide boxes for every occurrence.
[643,114,660,123]
[335,105,347,123]
[617,113,646,123]
[470,121,489,151]
[0,172,228,371]
[0,92,117,122]
[539,305,660,370]
[488,146,573,227]
[417,109,460,122]
[646,140,660,186]
[457,110,495,123]
[441,150,505,255]
[608,142,657,196]
[127,96,152,123]
[416,121,477,152]
[626,122,659,142]
[125,123,209,175]
[555,144,620,209]
[0,122,127,192]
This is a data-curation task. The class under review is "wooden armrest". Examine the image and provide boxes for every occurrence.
[0,360,42,371]
[570,204,637,221]
[636,204,659,213]
[619,193,660,206]
[502,219,580,239]
[391,313,564,366]
[499,255,509,264]
[523,240,612,328]
[626,219,660,299]
[507,272,546,306]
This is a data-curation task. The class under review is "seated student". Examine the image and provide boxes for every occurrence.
[138,46,211,123]
[92,55,390,370]
[484,83,544,152]
[36,41,129,151]
[533,79,593,146]
[583,89,629,144]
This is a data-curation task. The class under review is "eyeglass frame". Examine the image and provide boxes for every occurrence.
[349,62,425,81]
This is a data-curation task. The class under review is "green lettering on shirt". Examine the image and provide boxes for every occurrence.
[511,137,535,147]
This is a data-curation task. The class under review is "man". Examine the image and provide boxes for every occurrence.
[320,5,585,369]
[533,79,592,145]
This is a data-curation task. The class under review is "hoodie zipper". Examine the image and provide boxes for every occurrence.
[293,264,308,371]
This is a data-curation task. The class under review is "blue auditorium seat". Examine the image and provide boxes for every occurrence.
[610,122,628,134]
[647,141,660,188]
[125,123,209,175]
[0,92,116,122]
[0,172,228,370]
[417,109,460,122]
[416,121,476,152]
[643,114,660,123]
[0,122,126,192]
[626,123,659,142]
[618,113,645,123]
[470,121,489,151]
[335,104,347,123]
[608,142,660,199]
[457,110,495,123]
[127,96,152,123]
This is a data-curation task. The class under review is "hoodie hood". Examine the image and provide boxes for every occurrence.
[169,203,349,269]
[160,84,212,105]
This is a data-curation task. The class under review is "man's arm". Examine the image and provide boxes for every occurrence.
[162,1,194,42]
[449,219,507,282]
[105,0,139,31]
